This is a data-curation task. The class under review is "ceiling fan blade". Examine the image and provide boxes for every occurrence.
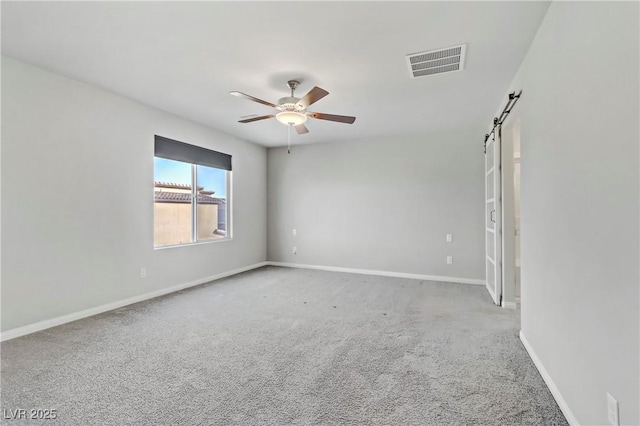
[307,112,356,124]
[230,91,276,108]
[238,114,275,123]
[296,86,329,108]
[294,124,309,134]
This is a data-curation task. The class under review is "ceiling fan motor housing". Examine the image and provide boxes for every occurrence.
[276,96,305,112]
[231,79,355,128]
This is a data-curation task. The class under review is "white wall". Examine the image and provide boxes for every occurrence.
[505,2,639,424]
[267,130,485,281]
[1,56,267,332]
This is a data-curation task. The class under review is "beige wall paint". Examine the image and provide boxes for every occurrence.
[153,203,220,247]
[153,203,192,246]
[196,204,219,241]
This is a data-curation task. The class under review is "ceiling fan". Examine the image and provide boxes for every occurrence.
[230,80,356,134]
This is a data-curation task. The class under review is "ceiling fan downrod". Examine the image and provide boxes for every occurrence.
[287,80,300,97]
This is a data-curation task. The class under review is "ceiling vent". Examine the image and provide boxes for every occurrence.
[406,44,466,78]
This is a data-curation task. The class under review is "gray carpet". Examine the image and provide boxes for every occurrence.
[1,266,567,425]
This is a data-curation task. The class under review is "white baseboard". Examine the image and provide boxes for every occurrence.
[267,261,486,286]
[519,330,578,425]
[502,300,518,309]
[0,261,269,342]
[1,261,483,342]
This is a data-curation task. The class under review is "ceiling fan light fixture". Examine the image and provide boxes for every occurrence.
[231,81,355,131]
[276,111,307,126]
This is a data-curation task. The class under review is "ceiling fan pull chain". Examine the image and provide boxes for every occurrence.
[287,124,291,154]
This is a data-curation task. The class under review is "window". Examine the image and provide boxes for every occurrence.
[153,136,231,247]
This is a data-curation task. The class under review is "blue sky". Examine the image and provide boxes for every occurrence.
[154,157,227,198]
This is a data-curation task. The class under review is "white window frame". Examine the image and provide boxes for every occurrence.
[154,161,232,249]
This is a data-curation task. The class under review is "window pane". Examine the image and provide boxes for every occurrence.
[196,165,227,241]
[154,157,193,246]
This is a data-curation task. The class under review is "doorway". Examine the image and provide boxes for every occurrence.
[484,91,522,309]
[499,115,521,309]
[485,130,502,305]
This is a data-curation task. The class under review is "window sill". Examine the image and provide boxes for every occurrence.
[154,237,232,250]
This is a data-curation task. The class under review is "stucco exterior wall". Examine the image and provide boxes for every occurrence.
[154,202,192,246]
[197,204,219,241]
[154,202,220,246]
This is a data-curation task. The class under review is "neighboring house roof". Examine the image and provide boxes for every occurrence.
[155,181,204,191]
[154,191,225,205]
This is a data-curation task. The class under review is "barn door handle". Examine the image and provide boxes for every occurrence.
[491,210,496,223]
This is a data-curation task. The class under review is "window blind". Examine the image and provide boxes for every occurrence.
[154,135,232,171]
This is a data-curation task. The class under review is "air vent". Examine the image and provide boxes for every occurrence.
[406,44,466,78]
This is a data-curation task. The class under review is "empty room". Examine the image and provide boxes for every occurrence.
[1,1,638,425]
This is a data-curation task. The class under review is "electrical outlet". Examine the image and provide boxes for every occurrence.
[293,246,297,255]
[140,268,147,279]
[292,229,297,236]
[446,256,453,264]
[446,234,452,242]
[607,393,619,426]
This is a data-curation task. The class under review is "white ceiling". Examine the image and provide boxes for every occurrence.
[1,1,550,148]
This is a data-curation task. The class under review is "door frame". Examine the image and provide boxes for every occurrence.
[499,109,522,309]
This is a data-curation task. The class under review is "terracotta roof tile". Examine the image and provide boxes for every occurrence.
[154,181,204,191]
[154,191,225,205]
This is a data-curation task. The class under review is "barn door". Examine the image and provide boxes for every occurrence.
[485,127,502,305]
